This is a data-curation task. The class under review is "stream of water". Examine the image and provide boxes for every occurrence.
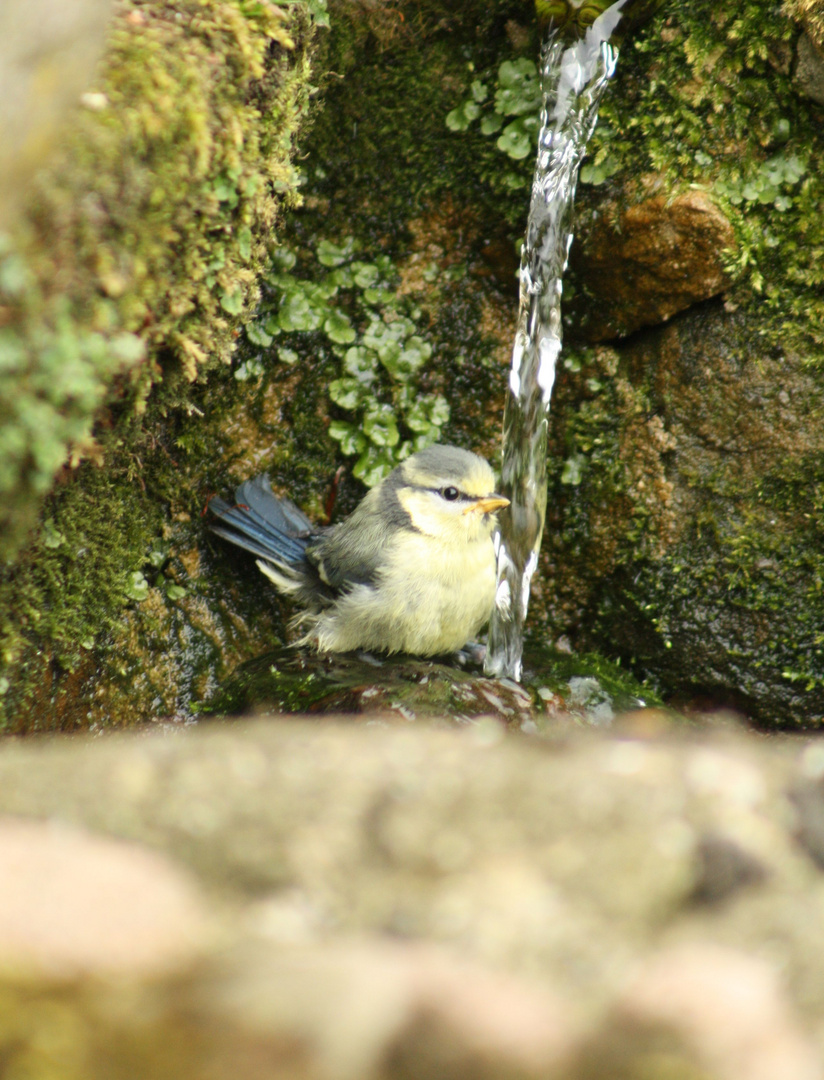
[484,0,627,681]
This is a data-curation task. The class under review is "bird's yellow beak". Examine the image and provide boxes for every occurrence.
[463,494,510,515]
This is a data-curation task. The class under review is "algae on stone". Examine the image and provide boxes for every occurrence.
[0,0,320,561]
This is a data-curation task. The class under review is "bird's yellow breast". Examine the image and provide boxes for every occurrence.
[311,529,496,656]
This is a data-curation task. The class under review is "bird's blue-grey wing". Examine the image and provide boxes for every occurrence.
[210,475,319,569]
[305,529,384,591]
[235,476,314,539]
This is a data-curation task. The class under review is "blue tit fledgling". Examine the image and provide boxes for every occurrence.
[210,444,509,656]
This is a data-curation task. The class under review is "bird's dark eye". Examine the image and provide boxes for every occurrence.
[441,486,460,501]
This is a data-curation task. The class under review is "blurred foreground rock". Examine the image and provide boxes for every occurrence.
[0,817,209,978]
[1,717,824,1077]
[0,0,114,228]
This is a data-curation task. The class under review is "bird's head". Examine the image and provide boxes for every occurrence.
[389,445,510,545]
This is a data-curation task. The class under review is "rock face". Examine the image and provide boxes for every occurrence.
[1,0,824,732]
[0,0,320,563]
[789,0,824,53]
[544,302,824,727]
[1,717,824,1078]
[796,31,824,104]
[0,0,322,731]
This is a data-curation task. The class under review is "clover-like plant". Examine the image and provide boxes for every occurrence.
[244,240,450,486]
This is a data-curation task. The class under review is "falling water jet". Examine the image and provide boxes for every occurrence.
[484,0,665,682]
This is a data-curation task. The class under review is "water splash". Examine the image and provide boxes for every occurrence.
[485,0,626,681]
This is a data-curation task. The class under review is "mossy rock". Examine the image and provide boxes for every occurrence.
[0,0,320,560]
[542,305,824,727]
[204,643,653,727]
[232,0,824,727]
[0,0,324,729]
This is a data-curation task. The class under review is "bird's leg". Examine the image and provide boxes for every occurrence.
[454,641,487,667]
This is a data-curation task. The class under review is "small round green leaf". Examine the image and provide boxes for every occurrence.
[353,447,396,487]
[220,289,244,315]
[328,420,367,456]
[497,121,532,161]
[247,322,274,347]
[329,377,365,410]
[344,346,377,381]
[317,238,356,267]
[324,312,357,344]
[352,262,380,288]
[363,405,399,447]
[125,571,150,602]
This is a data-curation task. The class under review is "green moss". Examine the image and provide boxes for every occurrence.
[539,308,824,727]
[0,361,290,731]
[535,344,676,636]
[204,641,656,725]
[311,2,543,232]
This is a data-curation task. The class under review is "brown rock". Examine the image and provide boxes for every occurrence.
[788,0,824,54]
[574,189,735,340]
[212,647,537,729]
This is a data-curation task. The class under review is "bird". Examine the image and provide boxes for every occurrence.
[209,444,510,657]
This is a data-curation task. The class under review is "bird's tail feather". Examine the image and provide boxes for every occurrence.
[209,475,314,572]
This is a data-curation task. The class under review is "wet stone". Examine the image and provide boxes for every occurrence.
[795,32,824,105]
[204,644,656,732]
[572,188,735,341]
[205,647,536,729]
